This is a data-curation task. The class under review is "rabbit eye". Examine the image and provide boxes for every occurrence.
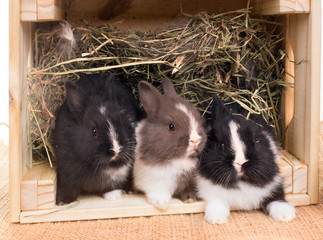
[220,143,225,151]
[92,128,98,138]
[168,124,175,131]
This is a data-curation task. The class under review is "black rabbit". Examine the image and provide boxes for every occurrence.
[54,74,142,204]
[197,95,295,223]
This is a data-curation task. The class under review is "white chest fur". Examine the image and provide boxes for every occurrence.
[133,157,197,195]
[197,174,282,210]
[104,164,130,187]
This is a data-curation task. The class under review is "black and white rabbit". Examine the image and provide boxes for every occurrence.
[197,95,295,223]
[133,79,207,210]
[54,74,142,204]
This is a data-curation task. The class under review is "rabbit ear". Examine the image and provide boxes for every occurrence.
[65,80,87,119]
[211,94,230,121]
[138,81,162,116]
[162,79,177,97]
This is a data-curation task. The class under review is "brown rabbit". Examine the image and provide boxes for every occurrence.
[133,79,207,210]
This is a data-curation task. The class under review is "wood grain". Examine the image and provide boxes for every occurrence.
[9,0,22,222]
[282,15,295,151]
[19,193,310,223]
[281,150,307,194]
[20,164,56,211]
[251,0,310,15]
[20,0,37,21]
[286,0,320,204]
[278,155,293,194]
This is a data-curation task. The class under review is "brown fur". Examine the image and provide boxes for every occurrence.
[137,79,206,165]
[173,171,199,201]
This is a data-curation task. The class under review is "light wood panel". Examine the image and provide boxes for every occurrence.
[281,150,307,194]
[282,15,295,151]
[278,155,293,194]
[21,0,37,21]
[9,0,22,223]
[286,0,320,204]
[251,0,310,15]
[19,153,306,214]
[306,0,321,204]
[19,192,310,223]
[20,163,56,211]
[21,0,64,21]
[10,1,33,221]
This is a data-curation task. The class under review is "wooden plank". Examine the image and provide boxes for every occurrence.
[37,0,64,21]
[282,15,295,151]
[22,23,33,178]
[286,0,320,204]
[251,0,310,15]
[21,165,42,211]
[20,181,38,211]
[306,0,320,204]
[21,0,37,21]
[20,164,56,211]
[19,193,310,223]
[19,150,297,213]
[66,0,247,22]
[37,164,56,210]
[277,156,293,194]
[286,15,307,168]
[281,150,307,194]
[285,193,310,206]
[9,0,22,223]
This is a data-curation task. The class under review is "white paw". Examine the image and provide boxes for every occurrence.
[103,189,123,201]
[204,202,230,224]
[147,192,171,211]
[267,201,296,222]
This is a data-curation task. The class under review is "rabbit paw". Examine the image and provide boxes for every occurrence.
[204,202,230,224]
[147,192,171,211]
[178,188,198,203]
[267,201,296,222]
[103,189,123,201]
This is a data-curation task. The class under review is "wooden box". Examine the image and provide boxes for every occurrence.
[9,0,320,223]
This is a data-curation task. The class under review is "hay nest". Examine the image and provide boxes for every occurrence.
[27,8,291,166]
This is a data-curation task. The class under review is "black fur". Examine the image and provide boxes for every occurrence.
[54,74,142,204]
[199,94,283,194]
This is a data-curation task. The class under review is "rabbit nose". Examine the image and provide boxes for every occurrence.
[235,158,247,166]
[190,138,200,144]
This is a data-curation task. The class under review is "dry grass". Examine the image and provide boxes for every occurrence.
[27,8,291,165]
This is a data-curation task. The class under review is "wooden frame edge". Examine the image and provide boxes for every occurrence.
[9,0,22,223]
[306,0,321,204]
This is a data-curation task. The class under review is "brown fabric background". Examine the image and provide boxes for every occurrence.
[0,123,322,240]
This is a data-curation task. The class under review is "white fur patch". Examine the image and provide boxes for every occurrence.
[99,106,106,115]
[107,120,122,156]
[204,201,230,224]
[197,174,282,211]
[229,121,247,173]
[105,164,130,184]
[267,201,296,222]
[103,189,124,201]
[146,191,172,210]
[197,175,285,223]
[133,156,197,209]
[175,103,201,155]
